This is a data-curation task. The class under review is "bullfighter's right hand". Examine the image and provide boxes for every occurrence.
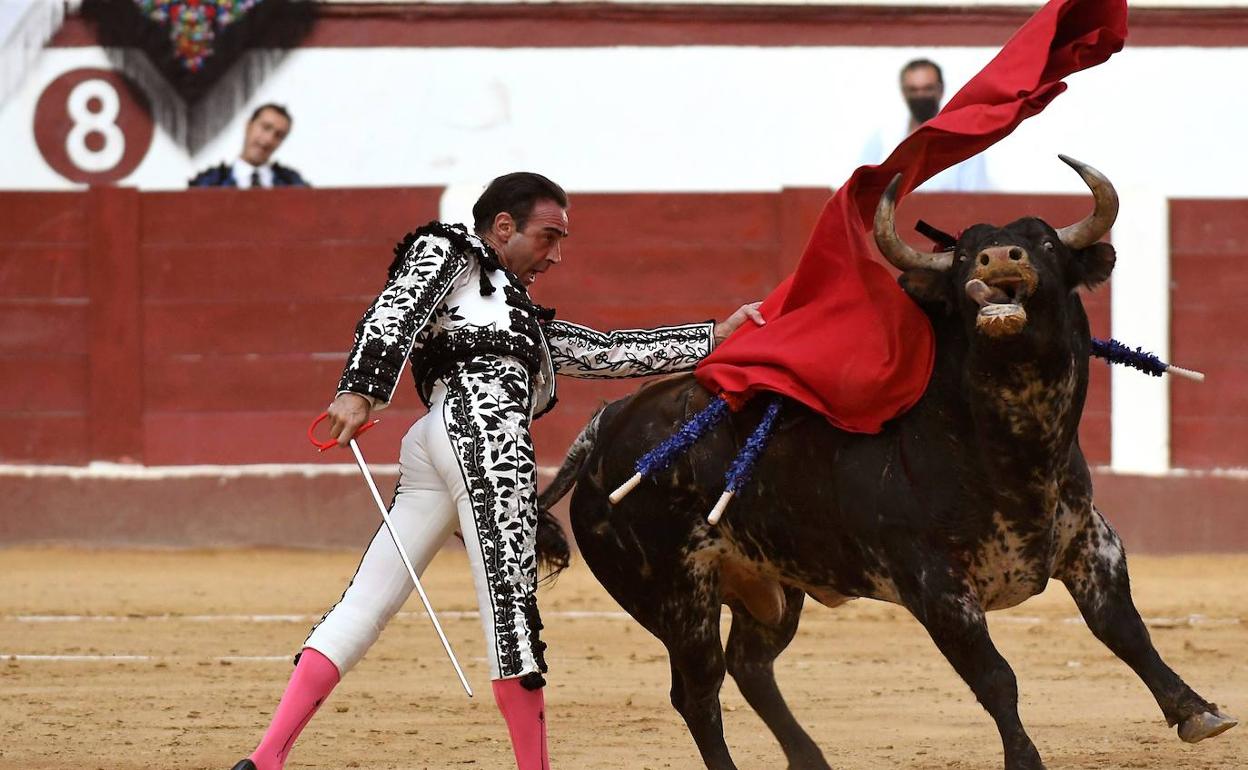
[328,392,372,448]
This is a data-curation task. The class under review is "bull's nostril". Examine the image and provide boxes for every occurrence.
[1009,247,1023,261]
[979,254,990,266]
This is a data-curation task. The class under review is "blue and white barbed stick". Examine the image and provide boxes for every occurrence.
[609,395,732,504]
[1091,337,1205,382]
[708,396,783,525]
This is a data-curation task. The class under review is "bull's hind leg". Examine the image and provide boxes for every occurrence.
[1057,507,1238,742]
[662,569,738,770]
[902,574,1045,770]
[577,523,739,766]
[725,587,831,770]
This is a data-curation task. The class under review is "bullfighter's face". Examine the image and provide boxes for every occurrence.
[493,199,569,287]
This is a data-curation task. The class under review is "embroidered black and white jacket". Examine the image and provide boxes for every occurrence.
[338,221,715,418]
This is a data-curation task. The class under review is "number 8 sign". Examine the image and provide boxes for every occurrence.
[34,68,154,184]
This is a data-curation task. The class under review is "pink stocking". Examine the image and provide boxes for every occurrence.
[492,678,550,770]
[248,647,341,770]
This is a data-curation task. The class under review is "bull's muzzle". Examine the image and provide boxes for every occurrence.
[966,248,1038,337]
[977,245,1027,269]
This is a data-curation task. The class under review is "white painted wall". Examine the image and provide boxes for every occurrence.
[1,43,1244,471]
[3,45,1245,197]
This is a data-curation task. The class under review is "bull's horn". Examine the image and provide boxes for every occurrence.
[873,174,953,272]
[1055,155,1119,249]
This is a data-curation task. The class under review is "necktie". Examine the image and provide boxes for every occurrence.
[250,169,262,188]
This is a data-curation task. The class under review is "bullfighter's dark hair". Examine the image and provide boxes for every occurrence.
[248,103,292,125]
[473,172,568,236]
[901,58,944,85]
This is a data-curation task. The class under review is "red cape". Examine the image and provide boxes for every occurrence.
[695,0,1128,433]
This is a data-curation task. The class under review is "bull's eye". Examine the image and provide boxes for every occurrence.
[1043,241,1056,252]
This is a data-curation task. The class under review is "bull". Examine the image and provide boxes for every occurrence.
[538,157,1237,769]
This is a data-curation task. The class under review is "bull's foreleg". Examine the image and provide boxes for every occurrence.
[1057,508,1238,742]
[725,587,831,770]
[904,578,1045,770]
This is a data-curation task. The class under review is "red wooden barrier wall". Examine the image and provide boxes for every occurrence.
[0,192,91,464]
[137,187,443,464]
[0,184,1176,472]
[1170,199,1248,469]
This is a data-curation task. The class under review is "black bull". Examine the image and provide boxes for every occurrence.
[537,158,1236,770]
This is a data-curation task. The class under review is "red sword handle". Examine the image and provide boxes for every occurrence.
[307,411,379,452]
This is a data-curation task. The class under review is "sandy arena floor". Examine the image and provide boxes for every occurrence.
[0,547,1244,770]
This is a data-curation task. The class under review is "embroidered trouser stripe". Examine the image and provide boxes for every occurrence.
[303,356,541,681]
[441,357,540,679]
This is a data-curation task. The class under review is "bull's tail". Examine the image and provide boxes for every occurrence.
[535,406,607,581]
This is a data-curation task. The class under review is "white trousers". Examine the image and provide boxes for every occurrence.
[304,357,543,681]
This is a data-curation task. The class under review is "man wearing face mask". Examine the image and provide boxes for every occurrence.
[857,58,991,192]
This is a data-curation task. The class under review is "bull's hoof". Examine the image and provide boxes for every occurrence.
[1178,708,1238,743]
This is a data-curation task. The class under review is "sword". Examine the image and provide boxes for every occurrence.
[308,412,474,697]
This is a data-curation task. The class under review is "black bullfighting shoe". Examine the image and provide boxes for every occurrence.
[230,761,256,770]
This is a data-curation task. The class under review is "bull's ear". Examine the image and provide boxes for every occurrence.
[1074,242,1116,289]
[898,269,954,316]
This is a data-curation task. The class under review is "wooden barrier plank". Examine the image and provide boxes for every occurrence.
[1091,471,1248,554]
[86,187,144,462]
[5,467,1246,552]
[143,410,426,465]
[0,192,85,242]
[144,355,352,412]
[0,303,89,355]
[1170,417,1248,469]
[0,245,88,299]
[142,300,363,355]
[141,187,442,244]
[0,192,90,464]
[1167,359,1248,414]
[1172,260,1248,332]
[1171,200,1248,470]
[0,357,87,412]
[1081,286,1113,466]
[1169,200,1248,257]
[567,192,781,244]
[0,415,88,463]
[140,241,403,300]
[538,250,774,296]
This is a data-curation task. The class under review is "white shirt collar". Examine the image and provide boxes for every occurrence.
[233,158,274,189]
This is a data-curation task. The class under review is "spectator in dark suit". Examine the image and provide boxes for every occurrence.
[189,103,309,187]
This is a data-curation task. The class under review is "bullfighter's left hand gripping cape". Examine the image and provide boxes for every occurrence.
[695,0,1129,433]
